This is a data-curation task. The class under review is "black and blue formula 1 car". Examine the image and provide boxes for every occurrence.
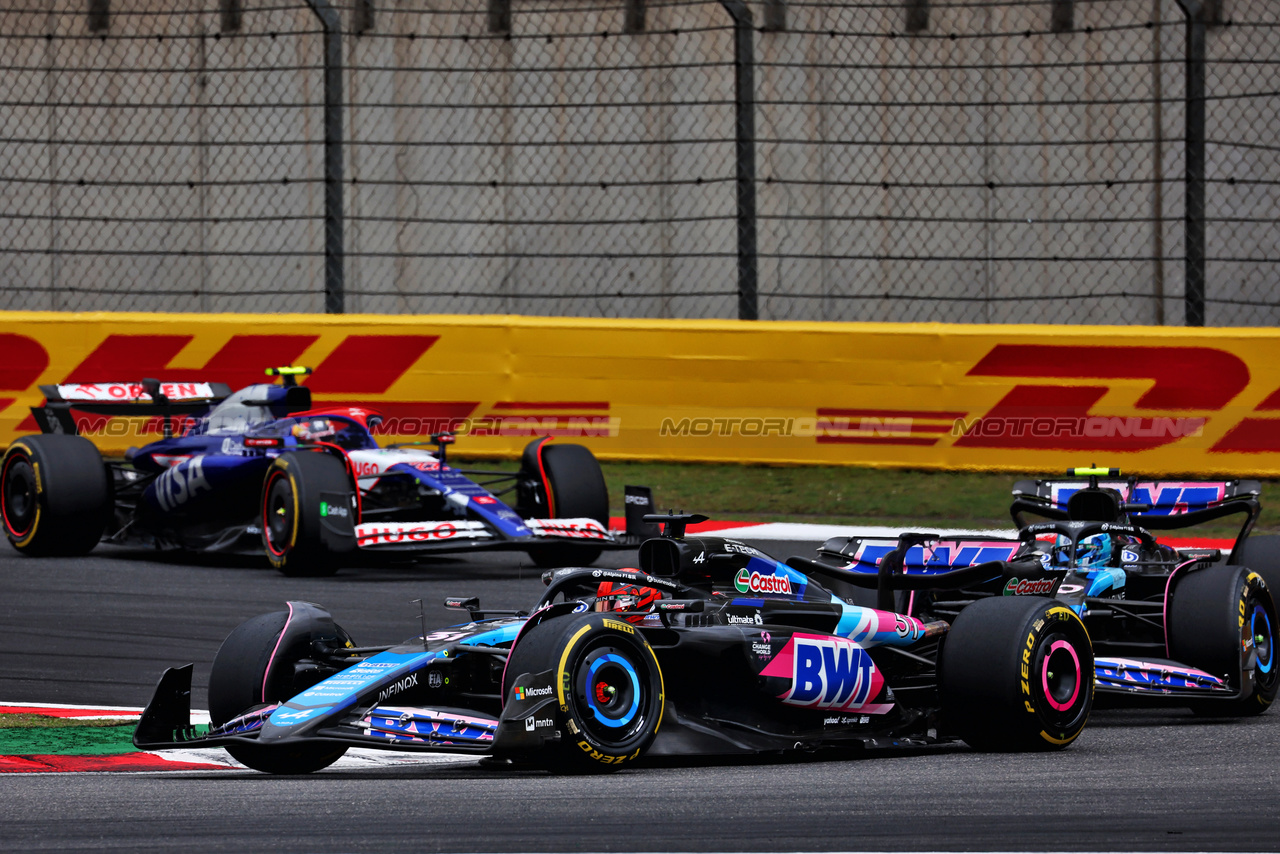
[801,468,1278,716]
[132,514,1094,774]
[1,368,643,575]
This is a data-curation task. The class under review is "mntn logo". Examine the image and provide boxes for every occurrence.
[772,636,882,712]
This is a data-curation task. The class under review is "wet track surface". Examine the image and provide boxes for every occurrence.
[3,542,1280,852]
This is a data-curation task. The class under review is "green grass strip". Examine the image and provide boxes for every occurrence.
[468,458,1280,535]
[0,723,138,756]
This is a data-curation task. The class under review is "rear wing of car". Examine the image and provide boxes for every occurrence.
[1009,476,1260,534]
[791,532,1031,611]
[30,381,231,437]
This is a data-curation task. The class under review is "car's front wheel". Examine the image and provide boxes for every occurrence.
[261,452,356,577]
[940,596,1093,751]
[502,613,664,772]
[209,607,351,774]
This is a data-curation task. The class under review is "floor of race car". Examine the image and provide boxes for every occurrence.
[0,534,1272,852]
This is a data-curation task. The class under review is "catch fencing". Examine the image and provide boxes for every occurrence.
[1,0,1277,324]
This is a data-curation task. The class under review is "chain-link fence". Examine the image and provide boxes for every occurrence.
[1,0,1277,323]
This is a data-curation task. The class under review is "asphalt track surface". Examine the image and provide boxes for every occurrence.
[3,541,1280,853]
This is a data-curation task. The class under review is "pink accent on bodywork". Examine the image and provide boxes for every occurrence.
[262,602,297,704]
[1163,558,1201,656]
[843,607,928,646]
[1043,640,1081,711]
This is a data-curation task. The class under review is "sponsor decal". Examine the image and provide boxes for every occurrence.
[728,613,763,626]
[823,715,871,725]
[1121,548,1140,564]
[602,618,635,634]
[427,670,444,688]
[1004,577,1057,596]
[377,673,419,703]
[526,518,610,540]
[760,634,884,712]
[524,715,556,731]
[624,493,650,505]
[152,456,212,512]
[515,685,554,701]
[734,569,792,595]
[319,501,348,518]
[410,461,442,472]
[353,460,384,478]
[751,631,772,658]
[355,521,491,546]
[55,382,217,402]
[724,541,764,557]
[473,496,497,504]
[219,437,244,455]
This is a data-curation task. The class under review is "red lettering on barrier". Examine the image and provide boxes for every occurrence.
[953,345,1250,451]
[306,335,439,394]
[197,336,318,389]
[965,345,1249,410]
[1211,420,1280,453]
[0,334,50,391]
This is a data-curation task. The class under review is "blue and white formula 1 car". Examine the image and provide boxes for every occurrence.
[801,468,1278,716]
[132,514,1093,774]
[1,368,643,575]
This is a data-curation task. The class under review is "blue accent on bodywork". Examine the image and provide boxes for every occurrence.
[1085,568,1126,597]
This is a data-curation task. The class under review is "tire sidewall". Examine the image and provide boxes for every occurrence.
[1017,605,1093,746]
[942,596,1093,751]
[507,613,664,770]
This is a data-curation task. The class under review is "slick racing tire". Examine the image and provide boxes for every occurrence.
[209,609,350,774]
[503,613,664,773]
[1168,565,1278,716]
[1237,535,1280,604]
[940,596,1093,751]
[1,434,110,556]
[524,441,609,568]
[261,451,356,577]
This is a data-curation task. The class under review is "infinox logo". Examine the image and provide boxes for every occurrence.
[734,569,792,595]
[1004,577,1056,596]
[759,634,883,712]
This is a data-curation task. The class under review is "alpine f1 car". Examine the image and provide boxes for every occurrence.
[132,514,1094,774]
[1,368,642,575]
[801,467,1278,716]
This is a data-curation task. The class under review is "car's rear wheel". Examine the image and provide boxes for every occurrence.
[261,452,355,577]
[940,596,1093,751]
[522,441,608,568]
[1168,565,1279,716]
[502,613,663,773]
[209,608,350,774]
[0,434,110,556]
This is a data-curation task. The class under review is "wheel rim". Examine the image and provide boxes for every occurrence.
[1,454,36,539]
[1250,601,1275,679]
[1041,639,1082,712]
[263,472,296,557]
[574,644,649,744]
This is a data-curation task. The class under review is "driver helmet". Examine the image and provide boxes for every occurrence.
[1051,532,1113,569]
[594,580,662,624]
[291,417,336,442]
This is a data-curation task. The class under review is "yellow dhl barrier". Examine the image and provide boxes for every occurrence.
[3,310,1280,476]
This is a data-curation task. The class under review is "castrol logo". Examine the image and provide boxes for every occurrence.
[734,569,792,595]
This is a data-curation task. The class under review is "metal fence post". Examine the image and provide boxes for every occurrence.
[304,0,345,314]
[719,0,758,321]
[1175,0,1206,327]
